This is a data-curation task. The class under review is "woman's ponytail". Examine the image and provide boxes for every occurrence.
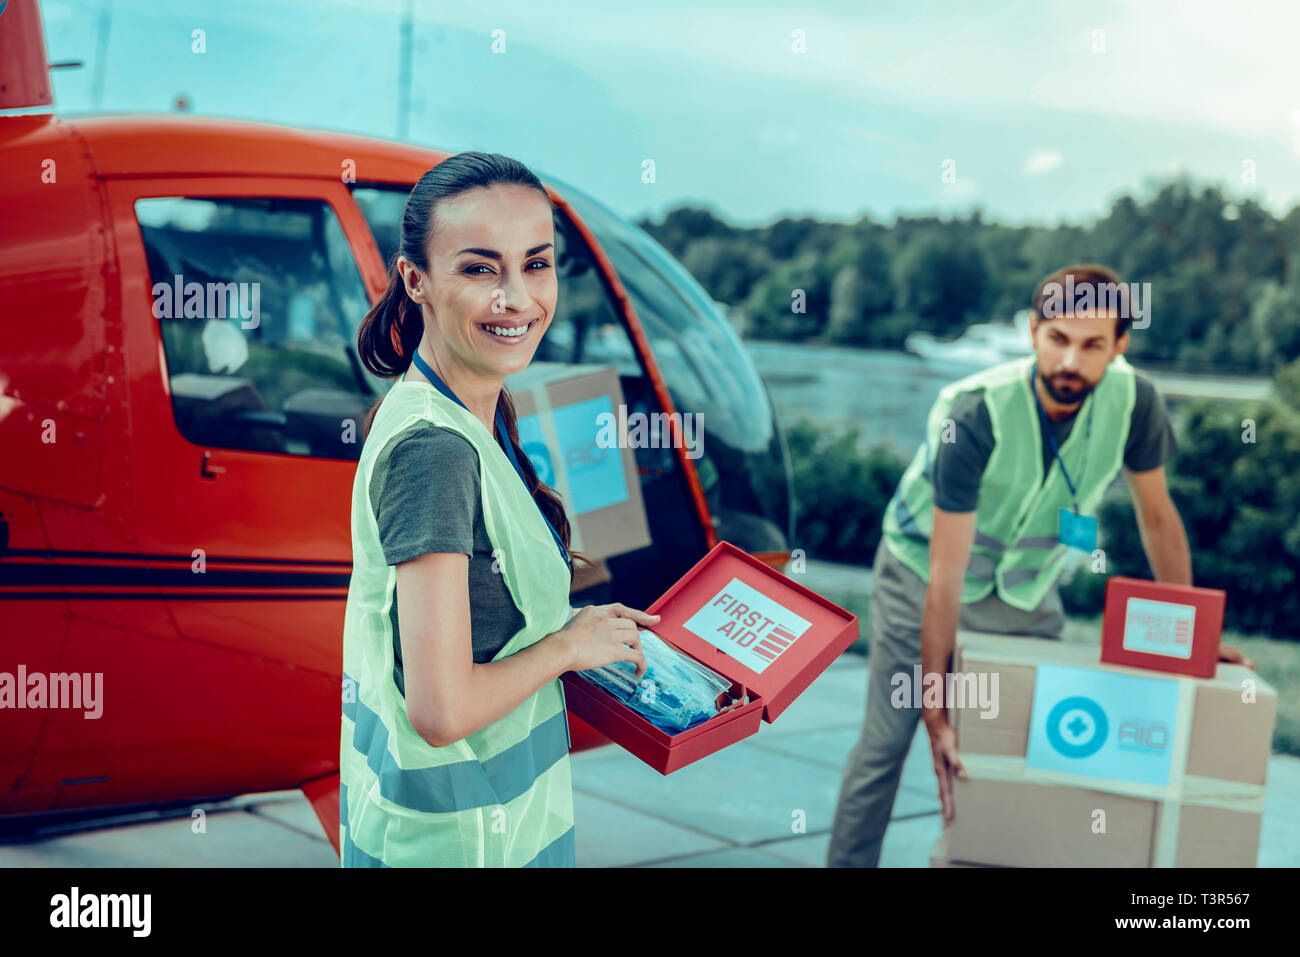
[358,258,422,441]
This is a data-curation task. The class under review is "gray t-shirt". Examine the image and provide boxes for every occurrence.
[370,423,525,696]
[932,371,1178,512]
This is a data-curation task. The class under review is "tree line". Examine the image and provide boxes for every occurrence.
[640,178,1300,375]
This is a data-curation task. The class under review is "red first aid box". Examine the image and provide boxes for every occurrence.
[1100,576,1226,678]
[560,540,859,773]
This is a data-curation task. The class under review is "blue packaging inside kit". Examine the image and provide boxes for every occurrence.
[577,629,739,735]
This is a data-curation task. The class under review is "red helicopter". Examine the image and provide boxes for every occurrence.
[0,0,792,855]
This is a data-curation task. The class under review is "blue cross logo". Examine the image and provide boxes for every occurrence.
[1045,696,1109,759]
[523,440,553,485]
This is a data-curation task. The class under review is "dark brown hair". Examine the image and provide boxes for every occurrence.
[356,151,585,576]
[1031,263,1132,340]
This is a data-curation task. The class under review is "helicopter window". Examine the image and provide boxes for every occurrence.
[543,180,773,453]
[349,186,405,269]
[537,180,794,553]
[134,196,381,461]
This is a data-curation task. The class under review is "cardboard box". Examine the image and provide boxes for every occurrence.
[561,540,859,773]
[946,631,1275,868]
[929,830,997,868]
[570,558,612,593]
[1101,576,1226,679]
[506,362,652,563]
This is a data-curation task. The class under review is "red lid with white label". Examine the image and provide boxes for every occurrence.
[644,540,859,722]
[1100,576,1225,679]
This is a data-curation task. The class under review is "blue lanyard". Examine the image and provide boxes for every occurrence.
[408,350,570,567]
[1029,366,1093,515]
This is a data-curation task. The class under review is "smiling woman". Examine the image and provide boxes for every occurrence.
[341,152,659,867]
[355,159,574,557]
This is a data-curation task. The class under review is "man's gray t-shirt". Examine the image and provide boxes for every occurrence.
[931,371,1178,512]
[369,423,525,696]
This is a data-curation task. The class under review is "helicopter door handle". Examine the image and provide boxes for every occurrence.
[201,451,227,479]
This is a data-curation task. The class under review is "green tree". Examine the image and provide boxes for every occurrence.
[825,235,894,344]
[744,257,830,340]
[893,230,988,336]
[1248,279,1300,370]
[679,236,772,305]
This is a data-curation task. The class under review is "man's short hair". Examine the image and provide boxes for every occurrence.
[1031,263,1132,340]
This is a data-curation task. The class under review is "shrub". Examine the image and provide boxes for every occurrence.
[785,417,908,564]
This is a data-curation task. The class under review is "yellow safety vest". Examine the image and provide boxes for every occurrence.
[340,375,575,866]
[882,354,1136,611]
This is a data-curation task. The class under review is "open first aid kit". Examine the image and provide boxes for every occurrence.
[561,540,859,773]
[942,630,1276,868]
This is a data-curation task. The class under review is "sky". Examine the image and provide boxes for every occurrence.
[39,0,1300,228]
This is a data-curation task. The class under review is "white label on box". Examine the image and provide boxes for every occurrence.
[1026,664,1181,787]
[1122,597,1196,660]
[680,576,811,675]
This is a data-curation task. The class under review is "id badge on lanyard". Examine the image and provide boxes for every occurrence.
[1032,368,1097,553]
[1057,507,1098,552]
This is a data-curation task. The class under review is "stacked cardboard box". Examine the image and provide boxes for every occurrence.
[935,630,1276,868]
[929,830,990,868]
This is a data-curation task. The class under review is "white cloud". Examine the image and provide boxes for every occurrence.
[1025,149,1063,175]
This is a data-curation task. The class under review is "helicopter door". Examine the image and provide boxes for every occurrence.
[89,177,385,805]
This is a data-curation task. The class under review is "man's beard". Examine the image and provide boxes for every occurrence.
[1039,368,1096,405]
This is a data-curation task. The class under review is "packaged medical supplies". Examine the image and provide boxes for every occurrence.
[576,629,739,734]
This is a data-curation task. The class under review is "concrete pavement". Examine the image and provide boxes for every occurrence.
[3,653,1295,867]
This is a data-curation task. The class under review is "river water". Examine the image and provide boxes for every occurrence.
[746,340,1268,455]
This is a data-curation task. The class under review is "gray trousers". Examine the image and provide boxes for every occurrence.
[826,540,1065,867]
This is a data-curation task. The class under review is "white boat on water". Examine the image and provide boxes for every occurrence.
[905,309,1034,366]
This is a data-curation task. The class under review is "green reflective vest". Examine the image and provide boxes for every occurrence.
[340,375,576,867]
[881,354,1136,612]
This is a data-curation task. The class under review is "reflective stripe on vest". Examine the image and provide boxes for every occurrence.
[340,377,576,867]
[882,354,1135,611]
[338,780,575,868]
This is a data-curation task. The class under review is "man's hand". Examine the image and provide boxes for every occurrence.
[919,506,976,824]
[924,716,967,824]
[1218,641,1254,670]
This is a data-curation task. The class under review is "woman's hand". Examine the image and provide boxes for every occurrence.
[555,603,657,679]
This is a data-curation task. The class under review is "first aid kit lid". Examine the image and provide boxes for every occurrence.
[645,540,859,722]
